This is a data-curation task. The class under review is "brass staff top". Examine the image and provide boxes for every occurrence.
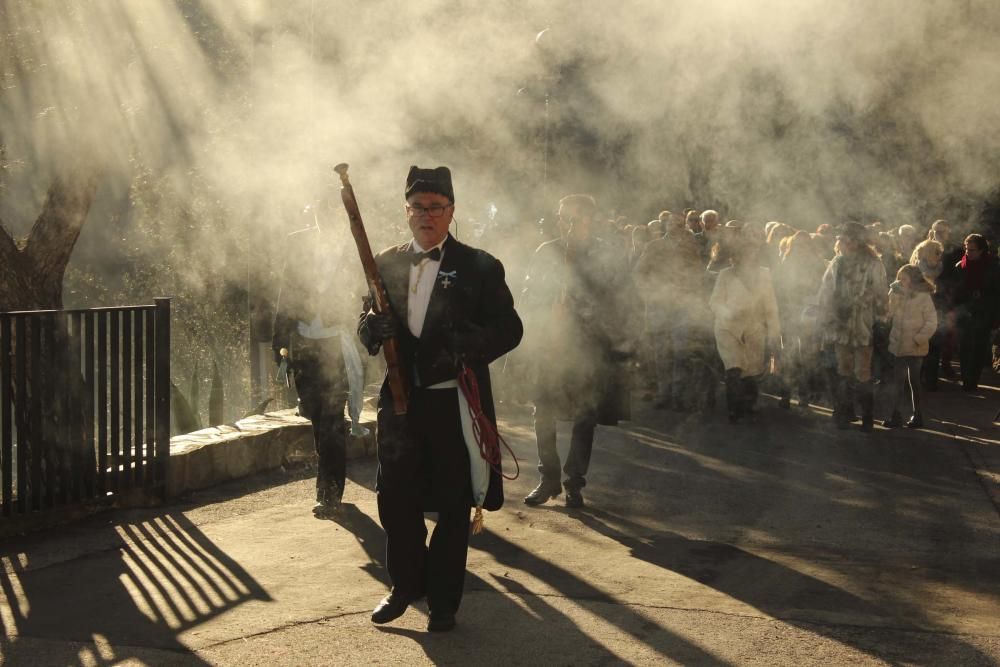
[333,163,350,186]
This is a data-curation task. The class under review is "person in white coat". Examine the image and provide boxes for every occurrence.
[709,228,781,422]
[883,265,938,428]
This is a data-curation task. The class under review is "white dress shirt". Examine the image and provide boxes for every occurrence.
[407,238,445,338]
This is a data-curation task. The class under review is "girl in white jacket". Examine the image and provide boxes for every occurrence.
[883,265,938,428]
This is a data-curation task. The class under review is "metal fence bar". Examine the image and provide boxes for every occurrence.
[97,311,108,497]
[110,311,120,495]
[4,305,161,316]
[154,298,170,491]
[55,316,70,508]
[1,316,11,516]
[44,315,59,509]
[15,316,27,514]
[133,311,144,487]
[70,312,83,504]
[121,310,132,491]
[84,311,96,500]
[29,316,42,511]
[145,309,155,486]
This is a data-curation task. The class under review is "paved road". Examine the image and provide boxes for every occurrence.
[1,375,998,666]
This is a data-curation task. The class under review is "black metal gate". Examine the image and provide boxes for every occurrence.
[0,298,170,520]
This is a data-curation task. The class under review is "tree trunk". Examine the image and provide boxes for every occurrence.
[0,172,100,311]
[2,172,99,507]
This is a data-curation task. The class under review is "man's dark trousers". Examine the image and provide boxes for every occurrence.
[377,387,471,615]
[533,400,598,492]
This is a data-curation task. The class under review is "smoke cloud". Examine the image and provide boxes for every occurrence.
[4,1,1000,243]
[2,0,999,415]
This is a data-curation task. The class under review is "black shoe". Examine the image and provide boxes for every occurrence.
[316,482,343,507]
[524,481,562,506]
[564,489,584,509]
[779,396,791,409]
[313,501,343,519]
[371,593,411,624]
[905,417,924,429]
[428,611,457,632]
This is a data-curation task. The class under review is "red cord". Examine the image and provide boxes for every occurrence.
[457,363,520,480]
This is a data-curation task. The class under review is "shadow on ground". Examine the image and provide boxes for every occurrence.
[0,511,269,665]
[339,498,728,666]
[488,367,1000,665]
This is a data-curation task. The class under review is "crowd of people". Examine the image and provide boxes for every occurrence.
[546,208,1000,433]
[273,166,998,633]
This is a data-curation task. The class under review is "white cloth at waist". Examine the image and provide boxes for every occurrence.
[415,378,489,506]
[425,379,459,389]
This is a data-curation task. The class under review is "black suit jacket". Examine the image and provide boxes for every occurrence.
[358,234,523,510]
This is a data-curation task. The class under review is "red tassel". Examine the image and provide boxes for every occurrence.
[457,364,519,481]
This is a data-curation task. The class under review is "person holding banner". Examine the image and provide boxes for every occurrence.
[357,166,522,633]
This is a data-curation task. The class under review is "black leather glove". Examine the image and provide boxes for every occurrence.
[364,310,399,343]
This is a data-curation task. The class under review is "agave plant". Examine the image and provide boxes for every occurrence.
[170,357,230,433]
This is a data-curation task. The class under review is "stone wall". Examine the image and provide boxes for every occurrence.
[167,408,376,498]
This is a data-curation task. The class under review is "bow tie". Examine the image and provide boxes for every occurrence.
[411,247,442,265]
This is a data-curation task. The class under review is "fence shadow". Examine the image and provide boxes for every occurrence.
[0,511,269,665]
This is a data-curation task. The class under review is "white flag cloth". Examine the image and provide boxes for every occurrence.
[339,331,368,437]
[292,315,369,437]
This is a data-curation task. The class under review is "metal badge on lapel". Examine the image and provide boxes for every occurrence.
[439,270,457,289]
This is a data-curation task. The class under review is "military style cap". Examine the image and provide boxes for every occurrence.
[405,165,454,202]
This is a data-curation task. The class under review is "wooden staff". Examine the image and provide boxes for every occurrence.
[333,163,409,415]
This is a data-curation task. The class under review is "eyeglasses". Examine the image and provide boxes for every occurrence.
[406,204,453,218]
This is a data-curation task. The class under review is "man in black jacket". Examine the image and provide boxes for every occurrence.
[272,225,359,514]
[520,194,634,510]
[358,166,522,632]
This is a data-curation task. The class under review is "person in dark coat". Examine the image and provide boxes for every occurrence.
[952,234,1000,391]
[358,166,522,633]
[520,193,634,510]
[272,226,359,514]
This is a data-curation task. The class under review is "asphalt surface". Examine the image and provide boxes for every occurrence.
[1,372,998,666]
